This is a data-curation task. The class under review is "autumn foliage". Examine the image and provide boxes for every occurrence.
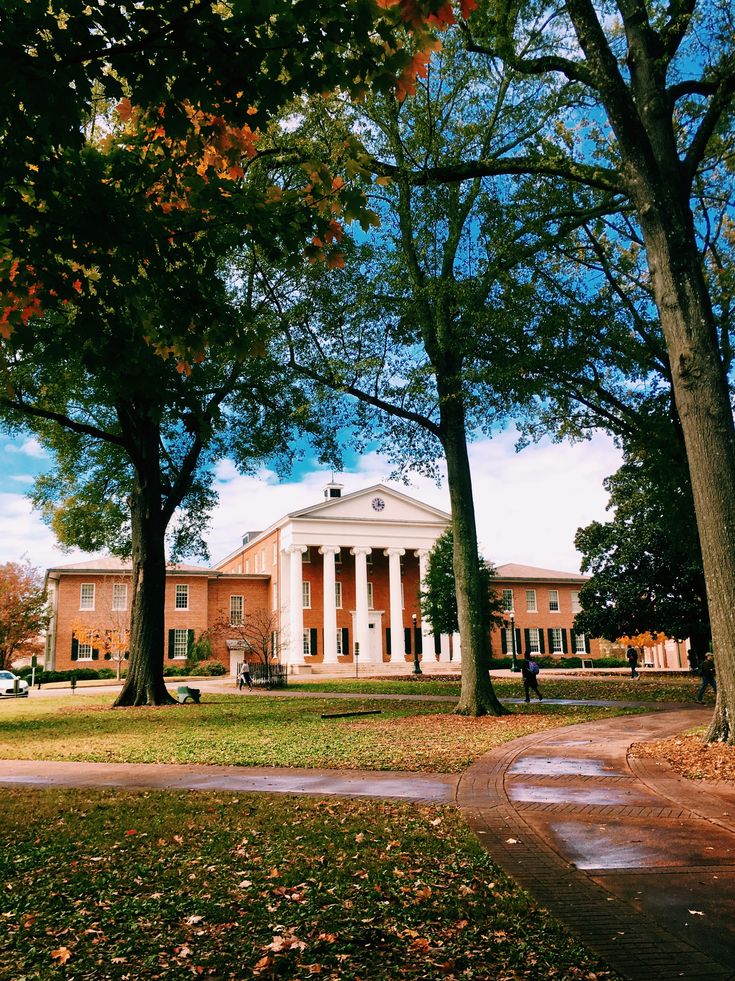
[0,560,48,670]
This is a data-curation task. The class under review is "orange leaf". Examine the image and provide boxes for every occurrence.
[115,98,132,122]
[460,0,478,16]
[51,947,72,965]
[72,279,83,294]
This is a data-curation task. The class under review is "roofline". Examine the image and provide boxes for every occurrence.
[46,566,271,581]
[494,574,588,583]
[287,483,452,522]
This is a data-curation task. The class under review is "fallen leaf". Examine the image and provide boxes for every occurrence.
[51,947,72,965]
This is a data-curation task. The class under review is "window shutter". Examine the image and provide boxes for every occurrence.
[584,634,591,654]
[104,652,111,660]
[91,648,99,661]
[404,627,412,654]
[415,627,423,655]
[524,628,531,654]
[341,627,349,657]
[187,629,195,651]
[167,629,175,659]
[386,627,391,653]
[501,630,507,654]
[538,629,545,654]
[434,633,441,655]
[547,628,554,653]
[515,628,522,654]
[561,628,568,654]
[71,637,79,661]
[310,627,318,656]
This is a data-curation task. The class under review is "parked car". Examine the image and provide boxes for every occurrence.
[0,670,29,697]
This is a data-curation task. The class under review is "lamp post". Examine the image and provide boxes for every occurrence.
[509,611,519,673]
[412,613,422,675]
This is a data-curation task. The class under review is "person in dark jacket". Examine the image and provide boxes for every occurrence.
[626,646,640,679]
[520,657,543,703]
[238,665,253,691]
[696,655,716,703]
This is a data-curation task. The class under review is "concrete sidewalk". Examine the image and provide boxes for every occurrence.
[458,707,735,980]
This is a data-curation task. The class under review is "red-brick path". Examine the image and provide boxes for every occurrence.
[457,708,735,980]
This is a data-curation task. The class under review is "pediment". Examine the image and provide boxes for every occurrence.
[288,484,450,526]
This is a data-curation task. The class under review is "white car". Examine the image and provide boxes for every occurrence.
[0,670,29,697]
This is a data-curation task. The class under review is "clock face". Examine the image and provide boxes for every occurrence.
[371,496,385,512]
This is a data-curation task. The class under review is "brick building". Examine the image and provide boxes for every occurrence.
[44,482,598,673]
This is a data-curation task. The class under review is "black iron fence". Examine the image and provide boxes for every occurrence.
[238,661,288,689]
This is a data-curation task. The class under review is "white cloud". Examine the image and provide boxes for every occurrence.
[8,474,34,485]
[0,493,91,571]
[4,437,48,460]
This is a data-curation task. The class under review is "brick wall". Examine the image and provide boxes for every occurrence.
[490,579,600,659]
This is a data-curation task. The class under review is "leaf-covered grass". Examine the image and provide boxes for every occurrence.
[632,727,735,783]
[0,693,625,772]
[290,674,701,703]
[0,788,618,980]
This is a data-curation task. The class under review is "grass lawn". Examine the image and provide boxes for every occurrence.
[289,674,704,703]
[0,788,617,980]
[0,693,630,772]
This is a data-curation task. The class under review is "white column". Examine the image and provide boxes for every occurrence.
[414,549,435,662]
[320,546,340,663]
[452,631,462,663]
[351,547,372,662]
[286,546,307,665]
[440,634,451,661]
[384,548,405,660]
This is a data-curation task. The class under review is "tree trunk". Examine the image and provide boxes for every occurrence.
[114,419,174,707]
[440,391,508,716]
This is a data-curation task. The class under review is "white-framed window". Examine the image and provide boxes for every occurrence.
[335,581,343,609]
[112,583,127,611]
[502,588,514,612]
[571,590,581,613]
[525,589,537,613]
[302,581,311,609]
[272,580,278,611]
[575,632,586,654]
[528,628,541,654]
[173,629,189,658]
[77,643,93,661]
[79,583,95,611]
[336,630,343,656]
[550,627,563,653]
[367,581,374,610]
[175,584,189,610]
[504,627,516,654]
[303,546,311,564]
[302,629,313,656]
[230,594,244,625]
[335,551,342,568]
[548,589,560,612]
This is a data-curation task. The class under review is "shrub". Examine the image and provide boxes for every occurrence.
[163,665,189,677]
[97,668,117,679]
[190,659,227,677]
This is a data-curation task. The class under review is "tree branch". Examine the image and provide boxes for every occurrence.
[0,397,124,446]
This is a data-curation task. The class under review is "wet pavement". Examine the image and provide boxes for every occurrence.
[458,708,735,980]
[0,759,458,803]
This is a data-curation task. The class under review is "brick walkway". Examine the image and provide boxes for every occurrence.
[457,708,735,980]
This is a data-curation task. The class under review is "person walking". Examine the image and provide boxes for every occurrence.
[695,655,716,703]
[238,665,253,691]
[520,656,543,703]
[626,646,640,679]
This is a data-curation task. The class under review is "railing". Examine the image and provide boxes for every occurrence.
[238,661,288,689]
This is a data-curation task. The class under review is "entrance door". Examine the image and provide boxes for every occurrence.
[367,613,383,661]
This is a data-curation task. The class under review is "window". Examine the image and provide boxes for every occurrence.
[111,583,127,611]
[303,629,312,656]
[550,627,563,653]
[173,629,189,658]
[302,581,311,609]
[77,643,93,661]
[175,584,189,610]
[303,546,311,563]
[335,581,343,609]
[335,551,342,568]
[271,631,278,657]
[502,589,514,612]
[336,630,343,656]
[571,590,581,613]
[548,589,560,612]
[366,552,373,567]
[230,595,244,625]
[80,583,95,611]
[575,633,586,654]
[367,581,374,610]
[525,589,537,613]
[528,628,541,654]
[504,628,516,654]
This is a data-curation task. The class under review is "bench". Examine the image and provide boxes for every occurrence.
[176,685,201,704]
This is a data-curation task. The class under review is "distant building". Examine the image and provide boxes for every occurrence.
[44,482,598,674]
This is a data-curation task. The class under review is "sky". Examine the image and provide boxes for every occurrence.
[0,428,622,574]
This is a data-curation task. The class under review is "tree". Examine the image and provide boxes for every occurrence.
[381,0,735,741]
[574,447,710,654]
[420,530,504,639]
[208,607,283,684]
[0,561,49,671]
[282,36,614,714]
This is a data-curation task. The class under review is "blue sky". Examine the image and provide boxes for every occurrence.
[0,428,622,574]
